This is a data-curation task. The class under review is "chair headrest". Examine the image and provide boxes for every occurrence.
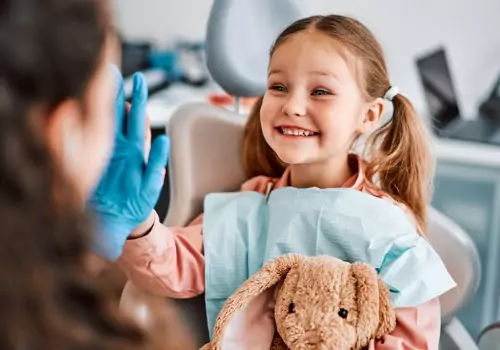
[205,0,304,97]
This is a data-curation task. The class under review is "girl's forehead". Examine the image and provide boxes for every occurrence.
[272,30,350,57]
[269,31,365,91]
[269,33,358,83]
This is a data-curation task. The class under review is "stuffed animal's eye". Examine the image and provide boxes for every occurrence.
[338,308,348,319]
[288,302,295,314]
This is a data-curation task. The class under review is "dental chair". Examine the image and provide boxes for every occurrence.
[478,323,500,350]
[121,101,482,349]
[120,1,484,348]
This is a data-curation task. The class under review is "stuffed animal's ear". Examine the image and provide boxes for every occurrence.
[374,277,396,339]
[208,254,302,350]
[351,262,383,349]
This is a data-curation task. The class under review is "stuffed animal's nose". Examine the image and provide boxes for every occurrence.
[303,330,320,344]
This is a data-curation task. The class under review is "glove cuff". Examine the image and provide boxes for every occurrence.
[90,215,137,261]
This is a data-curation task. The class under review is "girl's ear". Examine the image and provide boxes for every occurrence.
[358,97,385,134]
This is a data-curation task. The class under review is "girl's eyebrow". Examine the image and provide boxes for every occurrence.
[310,70,341,82]
[268,69,283,77]
[268,69,341,83]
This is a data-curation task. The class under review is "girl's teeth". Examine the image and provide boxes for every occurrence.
[281,128,316,136]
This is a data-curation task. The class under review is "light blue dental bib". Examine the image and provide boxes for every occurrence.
[202,187,456,337]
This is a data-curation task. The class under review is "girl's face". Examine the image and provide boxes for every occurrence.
[260,30,383,168]
[46,32,120,200]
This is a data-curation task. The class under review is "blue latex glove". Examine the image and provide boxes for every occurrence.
[89,68,170,260]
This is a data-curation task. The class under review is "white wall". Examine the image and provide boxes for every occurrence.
[112,0,500,117]
[111,0,214,46]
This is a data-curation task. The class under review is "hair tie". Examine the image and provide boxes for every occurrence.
[383,86,399,102]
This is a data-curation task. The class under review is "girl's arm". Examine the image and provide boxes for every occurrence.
[118,212,205,298]
[368,298,441,350]
[116,176,276,297]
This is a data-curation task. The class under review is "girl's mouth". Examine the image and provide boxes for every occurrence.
[276,126,319,137]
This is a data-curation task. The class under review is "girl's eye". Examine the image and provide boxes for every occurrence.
[312,89,330,96]
[270,85,287,92]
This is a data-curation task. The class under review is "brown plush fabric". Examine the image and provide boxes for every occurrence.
[203,254,396,350]
[270,332,287,350]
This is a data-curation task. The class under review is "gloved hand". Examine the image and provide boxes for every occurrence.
[89,67,170,261]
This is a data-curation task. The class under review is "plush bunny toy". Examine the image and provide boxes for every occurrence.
[202,254,397,350]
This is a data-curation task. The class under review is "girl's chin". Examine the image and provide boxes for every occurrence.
[273,151,315,166]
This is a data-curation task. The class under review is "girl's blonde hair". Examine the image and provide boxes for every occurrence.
[242,15,433,230]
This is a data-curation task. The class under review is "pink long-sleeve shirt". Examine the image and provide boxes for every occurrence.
[119,155,441,349]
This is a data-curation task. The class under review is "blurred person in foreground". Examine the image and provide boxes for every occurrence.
[0,0,191,348]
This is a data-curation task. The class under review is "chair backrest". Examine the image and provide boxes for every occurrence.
[205,0,303,97]
[164,102,481,322]
[426,207,481,324]
[478,322,500,350]
[164,102,247,226]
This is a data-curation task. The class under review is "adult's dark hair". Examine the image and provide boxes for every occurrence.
[0,1,191,348]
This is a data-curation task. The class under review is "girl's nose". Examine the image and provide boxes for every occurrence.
[282,94,306,117]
